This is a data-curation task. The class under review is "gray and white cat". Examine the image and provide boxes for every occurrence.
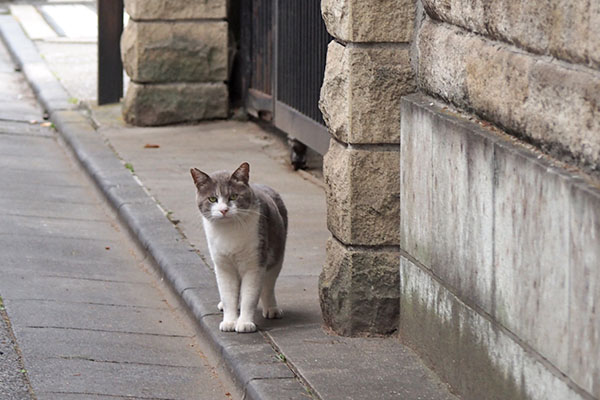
[190,162,287,333]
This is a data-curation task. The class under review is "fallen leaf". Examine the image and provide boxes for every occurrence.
[105,246,110,250]
[41,122,52,127]
[144,144,160,149]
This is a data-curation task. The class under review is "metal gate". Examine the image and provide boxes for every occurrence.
[242,0,332,155]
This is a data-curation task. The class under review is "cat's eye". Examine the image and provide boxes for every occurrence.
[229,194,238,201]
[208,196,217,203]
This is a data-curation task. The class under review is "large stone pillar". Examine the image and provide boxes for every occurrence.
[318,0,416,335]
[121,0,229,126]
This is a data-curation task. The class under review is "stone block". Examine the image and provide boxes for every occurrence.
[319,237,399,336]
[462,37,532,137]
[422,0,597,68]
[323,139,400,246]
[545,0,591,65]
[122,81,228,126]
[124,0,226,20]
[319,40,415,145]
[417,20,600,170]
[121,20,228,83]
[590,2,600,69]
[568,183,600,397]
[422,0,487,34]
[321,0,415,43]
[525,62,600,168]
[400,256,583,400]
[320,42,348,141]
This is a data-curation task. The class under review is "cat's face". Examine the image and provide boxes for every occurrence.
[190,163,254,222]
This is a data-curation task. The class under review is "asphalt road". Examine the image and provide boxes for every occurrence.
[0,302,34,400]
[0,17,39,400]
[0,27,233,400]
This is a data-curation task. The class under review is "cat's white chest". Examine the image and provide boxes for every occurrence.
[203,214,260,260]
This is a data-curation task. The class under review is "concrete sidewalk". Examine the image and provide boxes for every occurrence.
[0,29,232,399]
[0,4,459,399]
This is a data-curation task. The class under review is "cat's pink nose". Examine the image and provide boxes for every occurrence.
[220,209,228,216]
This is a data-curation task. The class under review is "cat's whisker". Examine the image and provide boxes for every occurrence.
[235,209,265,218]
[232,214,246,229]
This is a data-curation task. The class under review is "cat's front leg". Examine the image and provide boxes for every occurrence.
[236,267,264,333]
[214,258,240,332]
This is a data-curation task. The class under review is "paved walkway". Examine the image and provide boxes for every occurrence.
[0,33,232,400]
[1,2,460,399]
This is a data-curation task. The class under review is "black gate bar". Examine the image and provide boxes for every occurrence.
[273,0,331,155]
[97,0,124,105]
[244,0,331,155]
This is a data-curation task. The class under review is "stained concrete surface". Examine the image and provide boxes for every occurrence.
[93,105,457,400]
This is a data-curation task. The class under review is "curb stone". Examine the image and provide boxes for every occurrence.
[0,13,313,400]
[0,15,74,114]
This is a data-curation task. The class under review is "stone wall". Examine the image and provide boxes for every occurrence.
[416,0,600,174]
[396,1,600,399]
[121,0,228,126]
[318,0,416,335]
[400,94,600,400]
[317,0,600,398]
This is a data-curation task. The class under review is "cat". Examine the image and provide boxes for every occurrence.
[190,162,287,333]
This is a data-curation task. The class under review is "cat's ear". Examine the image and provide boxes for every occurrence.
[231,162,250,185]
[190,168,211,188]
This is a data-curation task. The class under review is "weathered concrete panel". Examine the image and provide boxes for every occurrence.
[417,19,600,171]
[121,20,228,83]
[319,41,415,145]
[400,256,583,400]
[321,0,415,43]
[431,110,494,313]
[493,141,571,371]
[400,98,433,267]
[422,0,599,69]
[401,95,494,314]
[568,182,600,397]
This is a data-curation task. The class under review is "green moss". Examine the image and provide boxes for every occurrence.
[124,163,135,173]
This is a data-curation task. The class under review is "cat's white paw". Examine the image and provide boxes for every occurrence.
[262,307,283,319]
[219,320,236,332]
[235,320,257,333]
[217,301,223,311]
